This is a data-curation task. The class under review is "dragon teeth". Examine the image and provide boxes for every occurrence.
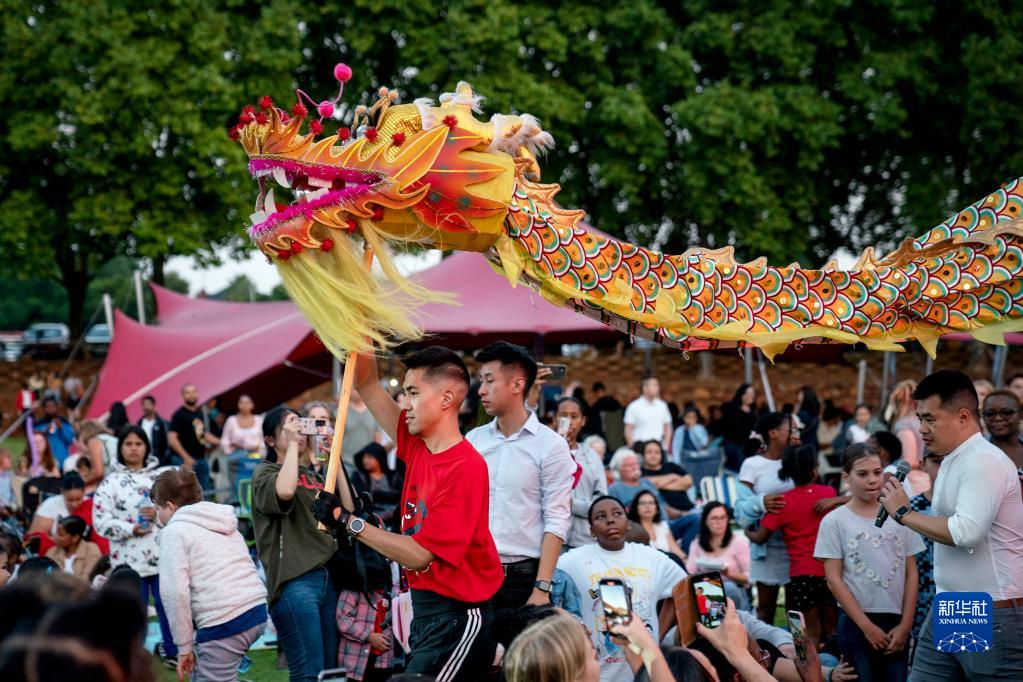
[264,187,275,213]
[250,210,267,225]
[273,167,290,188]
[307,176,332,188]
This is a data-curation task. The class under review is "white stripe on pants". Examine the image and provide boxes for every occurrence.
[436,607,481,682]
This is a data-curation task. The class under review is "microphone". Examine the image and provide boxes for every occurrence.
[876,460,913,528]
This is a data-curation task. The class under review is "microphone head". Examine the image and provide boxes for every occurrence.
[894,460,913,479]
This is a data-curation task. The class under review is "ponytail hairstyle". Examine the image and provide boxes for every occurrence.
[262,405,299,464]
[778,445,818,486]
[58,515,90,542]
[842,442,880,472]
[743,411,789,456]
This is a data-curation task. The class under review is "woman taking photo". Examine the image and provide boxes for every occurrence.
[555,396,607,549]
[252,406,339,682]
[93,425,176,663]
[686,501,751,611]
[626,489,688,564]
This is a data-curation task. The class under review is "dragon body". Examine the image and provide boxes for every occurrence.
[235,76,1023,358]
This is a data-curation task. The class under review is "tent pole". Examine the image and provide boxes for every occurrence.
[319,247,375,529]
[757,350,776,412]
[743,346,754,385]
[135,271,147,325]
[993,345,1008,389]
[856,359,866,406]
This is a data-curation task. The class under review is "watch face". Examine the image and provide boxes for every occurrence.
[349,518,365,534]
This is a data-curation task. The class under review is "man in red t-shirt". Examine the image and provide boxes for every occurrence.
[315,347,502,681]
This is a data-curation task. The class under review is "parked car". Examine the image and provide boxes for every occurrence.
[84,323,112,355]
[0,332,23,362]
[22,323,71,357]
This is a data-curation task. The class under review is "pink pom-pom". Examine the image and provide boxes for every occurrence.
[318,101,334,118]
[333,63,353,82]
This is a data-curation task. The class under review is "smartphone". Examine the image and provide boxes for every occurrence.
[316,669,347,682]
[598,577,632,627]
[538,363,568,381]
[690,571,725,629]
[297,417,330,436]
[557,416,571,437]
[787,610,808,662]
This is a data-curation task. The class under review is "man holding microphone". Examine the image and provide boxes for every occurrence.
[879,370,1023,679]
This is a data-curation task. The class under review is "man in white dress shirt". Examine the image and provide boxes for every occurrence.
[467,342,575,611]
[880,370,1023,680]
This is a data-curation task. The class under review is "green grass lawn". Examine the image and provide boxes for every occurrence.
[155,648,287,682]
[4,435,26,460]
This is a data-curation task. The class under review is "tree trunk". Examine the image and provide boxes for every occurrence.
[61,264,90,339]
[152,254,165,286]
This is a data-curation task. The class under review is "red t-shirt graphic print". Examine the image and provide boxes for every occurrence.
[397,412,502,602]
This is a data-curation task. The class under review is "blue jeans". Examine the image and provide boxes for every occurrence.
[838,611,907,682]
[141,574,178,658]
[669,512,701,551]
[193,458,212,494]
[270,566,339,682]
[910,601,1023,681]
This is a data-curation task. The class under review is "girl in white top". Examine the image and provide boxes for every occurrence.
[220,394,265,455]
[626,488,687,564]
[737,411,796,626]
[814,443,922,679]
[556,397,608,548]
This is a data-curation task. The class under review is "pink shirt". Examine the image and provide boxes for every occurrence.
[686,533,751,581]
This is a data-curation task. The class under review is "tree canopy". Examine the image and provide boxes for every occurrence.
[2,0,1022,332]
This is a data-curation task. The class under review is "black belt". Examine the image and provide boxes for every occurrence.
[502,558,539,576]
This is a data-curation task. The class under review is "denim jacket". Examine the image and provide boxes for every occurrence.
[733,483,769,561]
[551,568,582,618]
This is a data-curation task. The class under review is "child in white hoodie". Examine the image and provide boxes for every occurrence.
[152,468,267,682]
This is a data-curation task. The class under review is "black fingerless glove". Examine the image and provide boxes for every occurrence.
[313,491,343,530]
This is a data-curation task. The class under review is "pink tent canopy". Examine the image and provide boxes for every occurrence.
[86,251,614,419]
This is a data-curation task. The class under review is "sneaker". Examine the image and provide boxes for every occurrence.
[153,642,177,670]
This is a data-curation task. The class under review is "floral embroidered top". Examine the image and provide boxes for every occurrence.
[93,456,172,577]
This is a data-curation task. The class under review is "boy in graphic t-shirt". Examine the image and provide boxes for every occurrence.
[315,347,502,682]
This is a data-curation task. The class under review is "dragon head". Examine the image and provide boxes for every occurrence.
[235,74,553,260]
[230,68,554,354]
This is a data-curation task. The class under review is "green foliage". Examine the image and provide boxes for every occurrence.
[215,273,290,302]
[0,0,304,333]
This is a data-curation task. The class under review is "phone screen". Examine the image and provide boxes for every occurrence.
[598,579,632,627]
[787,610,808,661]
[691,572,726,628]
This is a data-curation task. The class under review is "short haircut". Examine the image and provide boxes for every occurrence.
[142,395,156,404]
[913,370,979,418]
[870,430,902,461]
[587,494,626,522]
[403,346,470,388]
[474,341,537,392]
[592,381,606,392]
[60,472,85,492]
[641,375,658,386]
[42,397,57,406]
[984,389,1021,407]
[151,469,203,507]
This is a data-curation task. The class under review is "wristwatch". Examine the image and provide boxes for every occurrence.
[894,506,912,525]
[346,516,366,537]
[534,579,552,593]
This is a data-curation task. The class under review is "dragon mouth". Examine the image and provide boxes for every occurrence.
[247,158,384,237]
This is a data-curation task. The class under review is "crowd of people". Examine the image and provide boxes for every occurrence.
[1,350,1023,682]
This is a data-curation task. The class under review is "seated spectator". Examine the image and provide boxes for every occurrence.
[626,489,688,564]
[151,468,267,682]
[607,451,667,516]
[581,434,607,464]
[639,439,701,549]
[686,502,751,612]
[28,471,86,541]
[0,448,14,512]
[556,496,686,682]
[74,420,112,492]
[44,515,101,580]
[352,442,403,527]
[30,432,61,478]
[34,398,75,468]
[0,531,23,578]
[747,445,838,648]
[75,456,95,495]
